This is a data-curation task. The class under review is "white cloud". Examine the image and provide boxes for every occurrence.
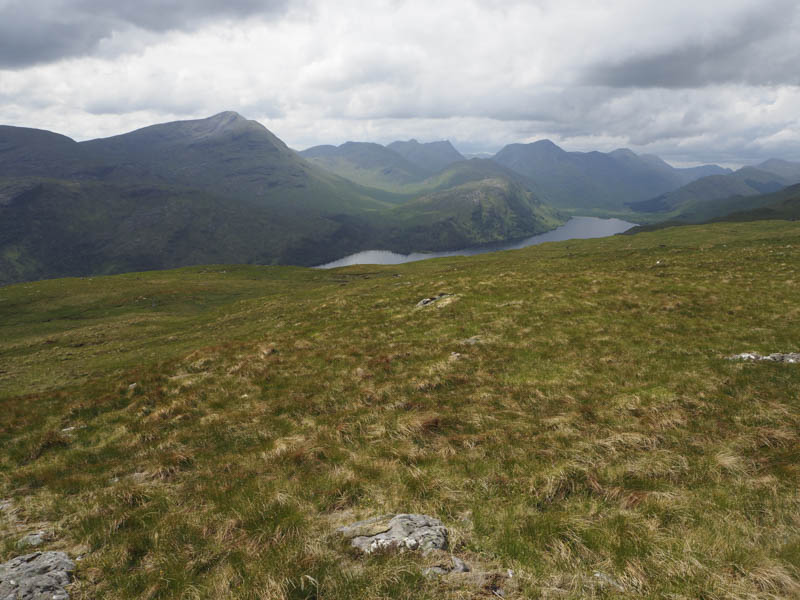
[1,0,798,165]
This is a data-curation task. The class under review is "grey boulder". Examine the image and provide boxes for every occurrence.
[0,552,75,600]
[338,513,448,554]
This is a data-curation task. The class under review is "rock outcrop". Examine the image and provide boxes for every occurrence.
[338,513,448,554]
[728,352,800,363]
[416,294,452,307]
[0,552,75,600]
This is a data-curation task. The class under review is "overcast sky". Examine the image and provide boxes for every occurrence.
[1,0,799,166]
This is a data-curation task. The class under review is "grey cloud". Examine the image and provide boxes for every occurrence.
[0,0,292,68]
[583,2,800,88]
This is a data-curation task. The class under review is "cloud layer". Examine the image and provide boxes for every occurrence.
[1,0,798,165]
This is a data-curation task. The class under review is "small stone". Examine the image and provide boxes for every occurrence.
[451,556,470,572]
[128,383,138,390]
[593,571,625,592]
[423,566,449,577]
[16,531,48,549]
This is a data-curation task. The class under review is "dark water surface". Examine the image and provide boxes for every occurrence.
[315,216,636,269]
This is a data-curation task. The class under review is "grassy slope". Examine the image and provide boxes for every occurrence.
[1,221,799,599]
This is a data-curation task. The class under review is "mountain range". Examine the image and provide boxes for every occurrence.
[491,140,732,211]
[2,110,799,286]
[0,113,560,285]
[300,139,465,191]
[301,136,736,213]
[627,160,800,221]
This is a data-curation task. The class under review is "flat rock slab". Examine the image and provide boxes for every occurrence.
[728,352,800,363]
[0,552,75,600]
[338,513,448,554]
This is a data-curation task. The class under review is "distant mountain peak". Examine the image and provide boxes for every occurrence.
[208,110,245,121]
[531,139,561,149]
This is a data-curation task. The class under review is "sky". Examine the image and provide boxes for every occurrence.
[1,0,799,167]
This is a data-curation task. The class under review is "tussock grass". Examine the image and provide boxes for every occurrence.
[1,221,799,598]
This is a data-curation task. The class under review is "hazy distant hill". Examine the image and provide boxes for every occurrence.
[300,141,432,189]
[386,139,465,172]
[713,183,800,222]
[628,161,800,218]
[491,140,728,211]
[0,113,565,284]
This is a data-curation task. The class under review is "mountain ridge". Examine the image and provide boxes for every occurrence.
[0,113,564,284]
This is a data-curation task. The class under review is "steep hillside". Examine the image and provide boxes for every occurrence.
[0,179,313,285]
[387,139,465,172]
[382,177,562,252]
[80,112,387,215]
[1,221,798,599]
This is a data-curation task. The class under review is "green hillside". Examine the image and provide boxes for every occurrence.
[382,177,562,252]
[1,221,798,599]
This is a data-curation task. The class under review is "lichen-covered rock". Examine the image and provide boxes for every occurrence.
[0,552,75,600]
[338,513,448,554]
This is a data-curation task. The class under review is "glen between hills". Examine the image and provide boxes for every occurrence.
[0,220,798,599]
[4,110,800,287]
[0,112,561,286]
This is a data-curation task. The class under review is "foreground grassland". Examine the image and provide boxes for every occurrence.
[1,221,799,599]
